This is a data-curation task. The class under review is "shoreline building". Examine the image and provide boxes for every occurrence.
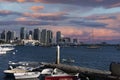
[6,31,16,43]
[0,30,7,42]
[41,29,53,46]
[20,27,26,40]
[33,28,41,41]
[41,29,47,45]
[56,31,61,44]
[47,30,53,45]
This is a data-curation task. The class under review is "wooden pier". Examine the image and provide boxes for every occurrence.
[41,62,120,80]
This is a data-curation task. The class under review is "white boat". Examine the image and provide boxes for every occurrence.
[14,72,40,79]
[0,44,15,51]
[4,67,40,79]
[0,48,7,54]
[0,44,15,54]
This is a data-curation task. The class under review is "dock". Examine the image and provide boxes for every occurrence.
[41,62,120,80]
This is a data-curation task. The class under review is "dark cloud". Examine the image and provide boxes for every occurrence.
[0,10,68,21]
[1,0,120,8]
[85,15,117,20]
[34,16,67,21]
[0,21,57,26]
[23,12,68,21]
[70,20,107,27]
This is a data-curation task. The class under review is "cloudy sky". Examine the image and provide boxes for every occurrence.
[0,0,120,43]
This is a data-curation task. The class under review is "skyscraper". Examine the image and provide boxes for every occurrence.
[47,30,53,44]
[56,31,61,44]
[1,30,7,42]
[41,29,47,45]
[33,28,41,41]
[6,31,12,42]
[20,27,26,40]
[11,31,16,40]
[6,31,16,42]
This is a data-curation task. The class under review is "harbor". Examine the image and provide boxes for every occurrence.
[1,45,120,80]
[0,0,120,80]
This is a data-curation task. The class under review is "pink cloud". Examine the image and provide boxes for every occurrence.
[23,12,65,17]
[0,10,12,14]
[85,13,120,29]
[83,13,120,41]
[93,28,120,38]
[16,17,27,21]
[23,12,67,20]
[17,0,25,2]
[30,6,44,12]
[96,14,120,29]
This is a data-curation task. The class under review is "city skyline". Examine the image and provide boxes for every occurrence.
[0,0,120,43]
[0,27,80,45]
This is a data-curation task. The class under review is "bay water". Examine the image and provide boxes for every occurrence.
[0,46,120,80]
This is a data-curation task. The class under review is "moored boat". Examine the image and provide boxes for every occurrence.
[4,67,40,79]
[14,72,40,79]
[0,44,15,54]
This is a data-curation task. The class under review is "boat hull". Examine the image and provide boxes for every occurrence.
[14,72,40,79]
[45,76,78,80]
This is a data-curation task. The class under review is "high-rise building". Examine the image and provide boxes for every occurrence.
[26,32,29,40]
[56,31,61,44]
[29,30,33,35]
[33,28,41,41]
[1,30,7,42]
[11,31,16,40]
[41,29,47,44]
[20,27,26,40]
[6,31,16,42]
[6,31,12,42]
[47,30,53,44]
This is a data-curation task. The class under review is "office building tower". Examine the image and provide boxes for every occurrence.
[26,32,29,40]
[20,27,26,40]
[6,31,12,42]
[33,28,41,41]
[41,29,47,44]
[11,31,16,40]
[1,30,7,42]
[47,30,53,44]
[56,31,61,44]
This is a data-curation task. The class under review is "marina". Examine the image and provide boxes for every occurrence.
[0,0,120,80]
[0,45,120,80]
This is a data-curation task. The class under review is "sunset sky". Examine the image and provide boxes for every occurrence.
[0,0,120,43]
